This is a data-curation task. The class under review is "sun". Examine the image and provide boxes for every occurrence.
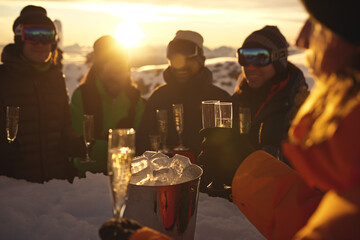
[115,21,146,48]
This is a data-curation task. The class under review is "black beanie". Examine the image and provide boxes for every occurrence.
[301,0,360,46]
[12,5,57,51]
[92,35,129,66]
[242,26,289,73]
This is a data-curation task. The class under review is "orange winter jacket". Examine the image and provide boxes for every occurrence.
[232,103,360,240]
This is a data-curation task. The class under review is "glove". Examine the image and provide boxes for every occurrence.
[99,218,142,240]
[197,128,254,190]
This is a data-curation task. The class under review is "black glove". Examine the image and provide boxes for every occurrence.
[197,128,254,191]
[99,218,142,240]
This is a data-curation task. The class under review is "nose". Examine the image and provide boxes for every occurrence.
[296,19,312,49]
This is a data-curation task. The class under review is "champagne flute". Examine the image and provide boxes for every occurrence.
[172,104,189,151]
[6,106,20,143]
[149,134,161,152]
[239,107,251,134]
[81,114,95,163]
[108,128,135,220]
[156,109,170,154]
[201,100,220,129]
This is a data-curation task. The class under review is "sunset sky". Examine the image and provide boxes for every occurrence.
[0,0,309,49]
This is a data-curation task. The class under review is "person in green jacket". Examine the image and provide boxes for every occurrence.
[70,35,145,178]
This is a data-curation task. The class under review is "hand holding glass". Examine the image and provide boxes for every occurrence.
[172,104,189,151]
[6,106,20,143]
[108,128,135,220]
[82,114,95,163]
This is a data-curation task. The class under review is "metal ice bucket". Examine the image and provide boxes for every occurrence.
[124,164,203,240]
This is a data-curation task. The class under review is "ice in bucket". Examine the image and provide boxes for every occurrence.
[124,151,203,240]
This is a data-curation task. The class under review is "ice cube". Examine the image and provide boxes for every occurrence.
[176,164,200,184]
[150,154,171,170]
[142,151,157,159]
[170,154,191,175]
[151,167,179,185]
[131,156,149,174]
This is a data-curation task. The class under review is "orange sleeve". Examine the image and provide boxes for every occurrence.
[232,150,323,240]
[129,227,173,240]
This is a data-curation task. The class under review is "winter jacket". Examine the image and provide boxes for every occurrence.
[135,66,230,156]
[0,44,81,183]
[232,103,360,239]
[231,62,308,162]
[70,78,145,177]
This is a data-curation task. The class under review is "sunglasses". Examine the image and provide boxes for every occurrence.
[237,48,287,67]
[16,25,56,44]
[167,40,199,59]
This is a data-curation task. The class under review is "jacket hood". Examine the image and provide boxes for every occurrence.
[1,44,22,66]
[162,66,214,89]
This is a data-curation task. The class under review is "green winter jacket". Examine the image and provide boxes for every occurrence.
[70,78,145,177]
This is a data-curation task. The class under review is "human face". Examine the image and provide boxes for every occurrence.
[169,55,202,83]
[22,42,52,64]
[243,63,276,89]
[296,18,357,77]
[99,60,130,97]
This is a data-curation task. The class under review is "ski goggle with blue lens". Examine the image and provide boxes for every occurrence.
[15,25,56,44]
[237,48,287,67]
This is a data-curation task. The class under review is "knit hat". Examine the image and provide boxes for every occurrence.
[242,26,289,73]
[300,0,360,46]
[12,5,57,51]
[92,35,129,66]
[167,30,205,65]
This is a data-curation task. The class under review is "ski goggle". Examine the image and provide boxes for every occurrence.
[167,40,199,59]
[15,24,56,44]
[237,48,287,67]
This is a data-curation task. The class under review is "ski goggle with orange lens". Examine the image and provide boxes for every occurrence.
[15,25,56,44]
[237,48,287,67]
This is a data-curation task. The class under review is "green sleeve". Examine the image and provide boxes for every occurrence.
[70,88,84,135]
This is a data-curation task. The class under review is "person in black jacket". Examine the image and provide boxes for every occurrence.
[0,5,84,183]
[136,30,230,158]
[198,26,309,195]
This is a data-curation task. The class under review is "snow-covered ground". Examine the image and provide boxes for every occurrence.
[0,173,265,240]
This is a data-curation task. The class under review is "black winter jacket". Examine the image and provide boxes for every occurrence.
[0,44,82,183]
[231,62,308,162]
[136,66,230,156]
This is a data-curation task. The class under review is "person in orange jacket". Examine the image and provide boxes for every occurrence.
[99,0,360,239]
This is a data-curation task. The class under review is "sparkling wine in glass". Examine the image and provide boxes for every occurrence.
[215,102,233,128]
[156,109,170,154]
[239,107,251,134]
[6,106,20,143]
[108,128,135,220]
[82,114,95,163]
[172,104,189,151]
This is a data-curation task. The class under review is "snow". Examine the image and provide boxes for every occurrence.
[0,173,265,240]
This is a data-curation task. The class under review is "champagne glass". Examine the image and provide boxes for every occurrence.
[239,107,251,134]
[215,102,233,128]
[6,106,20,143]
[201,100,220,129]
[81,114,95,163]
[172,104,189,151]
[108,128,135,220]
[156,109,170,153]
[149,134,161,152]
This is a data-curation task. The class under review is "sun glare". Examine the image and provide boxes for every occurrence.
[115,22,146,48]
